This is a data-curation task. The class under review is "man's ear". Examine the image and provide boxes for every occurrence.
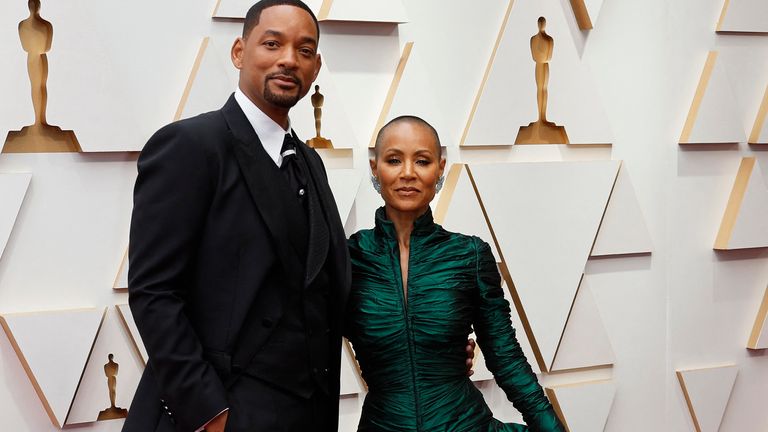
[231,37,245,69]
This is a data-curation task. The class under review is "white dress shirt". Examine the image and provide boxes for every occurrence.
[234,87,292,167]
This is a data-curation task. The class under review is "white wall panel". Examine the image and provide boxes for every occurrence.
[677,365,738,432]
[469,160,619,371]
[67,307,143,425]
[546,379,615,432]
[551,277,615,372]
[717,0,768,33]
[464,0,612,145]
[0,308,105,428]
[0,173,31,262]
[591,163,653,257]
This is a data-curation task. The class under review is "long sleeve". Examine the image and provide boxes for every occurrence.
[128,122,228,431]
[472,238,565,432]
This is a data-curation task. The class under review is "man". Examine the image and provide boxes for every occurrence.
[123,1,350,431]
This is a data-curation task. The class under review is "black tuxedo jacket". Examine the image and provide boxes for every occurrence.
[123,95,350,432]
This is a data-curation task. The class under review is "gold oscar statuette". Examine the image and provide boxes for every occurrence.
[97,354,128,421]
[306,84,333,149]
[515,16,569,145]
[3,0,80,153]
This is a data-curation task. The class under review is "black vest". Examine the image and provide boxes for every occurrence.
[243,147,331,398]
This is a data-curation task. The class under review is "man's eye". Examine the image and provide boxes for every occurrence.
[264,41,279,48]
[299,48,315,56]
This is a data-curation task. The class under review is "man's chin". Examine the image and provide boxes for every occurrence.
[265,91,303,109]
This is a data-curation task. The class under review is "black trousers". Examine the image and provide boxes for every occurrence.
[223,375,331,432]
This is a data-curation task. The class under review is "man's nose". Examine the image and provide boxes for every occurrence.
[277,47,299,69]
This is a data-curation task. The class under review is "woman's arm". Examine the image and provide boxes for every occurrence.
[472,238,565,431]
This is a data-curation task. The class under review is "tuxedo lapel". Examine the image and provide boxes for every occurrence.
[221,96,306,287]
[293,135,329,285]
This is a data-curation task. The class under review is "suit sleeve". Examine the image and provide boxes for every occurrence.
[128,123,228,431]
[472,238,565,431]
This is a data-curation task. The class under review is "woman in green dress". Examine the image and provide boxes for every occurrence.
[345,116,565,431]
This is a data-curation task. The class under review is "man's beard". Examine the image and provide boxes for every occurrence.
[264,76,304,108]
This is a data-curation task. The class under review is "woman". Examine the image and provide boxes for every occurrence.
[345,116,565,431]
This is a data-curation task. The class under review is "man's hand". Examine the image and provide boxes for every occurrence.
[204,410,229,432]
[465,338,476,377]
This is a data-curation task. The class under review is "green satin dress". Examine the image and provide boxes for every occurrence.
[345,207,565,432]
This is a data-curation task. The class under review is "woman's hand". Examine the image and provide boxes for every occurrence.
[466,338,476,376]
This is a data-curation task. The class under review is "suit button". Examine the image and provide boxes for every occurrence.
[262,318,274,328]
[298,188,305,197]
[323,368,329,374]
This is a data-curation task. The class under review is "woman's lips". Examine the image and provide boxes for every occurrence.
[395,187,420,196]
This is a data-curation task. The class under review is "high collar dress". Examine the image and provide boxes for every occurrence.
[345,207,565,432]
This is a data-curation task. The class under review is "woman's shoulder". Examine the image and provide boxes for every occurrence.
[433,225,489,251]
[347,228,376,252]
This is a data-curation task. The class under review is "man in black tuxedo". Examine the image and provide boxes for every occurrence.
[123,1,350,431]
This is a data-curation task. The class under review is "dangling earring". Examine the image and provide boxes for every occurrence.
[371,175,382,194]
[435,175,445,193]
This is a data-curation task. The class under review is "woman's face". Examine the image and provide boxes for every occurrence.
[370,121,445,216]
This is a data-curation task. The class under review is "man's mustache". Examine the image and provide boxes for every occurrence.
[266,70,301,84]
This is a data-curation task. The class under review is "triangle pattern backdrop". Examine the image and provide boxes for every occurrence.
[714,157,768,250]
[468,160,619,372]
[379,41,454,146]
[114,247,129,290]
[326,169,363,224]
[66,307,143,425]
[545,379,615,432]
[569,0,607,30]
[550,276,615,372]
[749,84,768,144]
[0,173,32,262]
[368,42,414,147]
[340,339,366,395]
[676,365,738,432]
[463,0,612,146]
[591,162,653,257]
[176,37,238,122]
[679,51,745,144]
[717,0,768,33]
[747,285,768,350]
[116,304,148,365]
[291,60,358,149]
[434,164,501,263]
[213,0,407,23]
[214,0,324,19]
[0,308,106,428]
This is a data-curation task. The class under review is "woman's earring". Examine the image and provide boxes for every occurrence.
[435,175,445,193]
[371,175,382,194]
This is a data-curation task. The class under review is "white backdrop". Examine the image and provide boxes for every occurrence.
[1,0,768,431]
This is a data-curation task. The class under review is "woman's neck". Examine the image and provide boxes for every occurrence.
[385,205,428,248]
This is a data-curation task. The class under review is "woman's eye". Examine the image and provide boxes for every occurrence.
[386,158,401,165]
[416,159,431,166]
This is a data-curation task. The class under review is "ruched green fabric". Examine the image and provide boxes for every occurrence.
[345,207,565,432]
